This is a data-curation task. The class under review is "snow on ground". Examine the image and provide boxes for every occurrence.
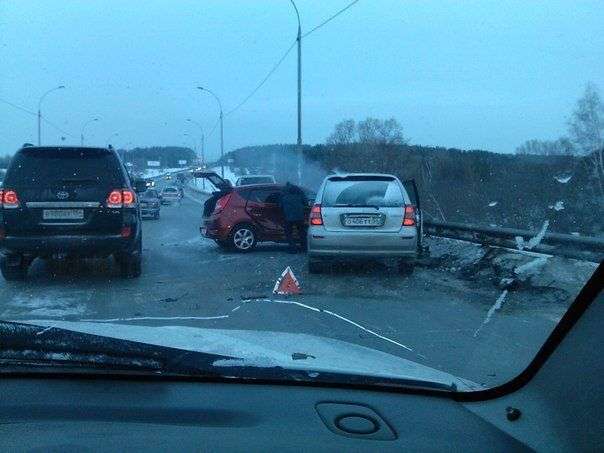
[488,201,498,207]
[549,201,565,211]
[554,174,572,184]
[141,167,187,179]
[188,166,240,194]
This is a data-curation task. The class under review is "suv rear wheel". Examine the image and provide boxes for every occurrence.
[230,224,256,252]
[115,239,142,278]
[0,254,31,281]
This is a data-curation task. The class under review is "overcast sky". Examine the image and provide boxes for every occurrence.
[1,0,603,159]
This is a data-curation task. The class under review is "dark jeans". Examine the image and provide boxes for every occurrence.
[284,221,307,251]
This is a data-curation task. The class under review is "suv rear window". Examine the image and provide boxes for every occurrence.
[4,147,125,187]
[323,178,405,207]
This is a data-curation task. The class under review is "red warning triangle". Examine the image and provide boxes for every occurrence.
[273,266,301,295]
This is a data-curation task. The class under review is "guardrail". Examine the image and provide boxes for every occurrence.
[423,220,604,262]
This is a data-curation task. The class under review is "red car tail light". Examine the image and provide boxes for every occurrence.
[214,193,233,213]
[310,204,323,226]
[107,190,123,208]
[107,189,136,208]
[403,205,416,226]
[122,189,136,207]
[0,189,20,208]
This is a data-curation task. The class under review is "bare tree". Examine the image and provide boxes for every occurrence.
[568,82,604,197]
[326,119,356,145]
[515,137,575,155]
[357,117,407,145]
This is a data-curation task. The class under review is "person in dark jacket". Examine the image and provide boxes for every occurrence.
[280,182,308,253]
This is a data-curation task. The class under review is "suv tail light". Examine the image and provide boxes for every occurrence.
[107,189,136,208]
[310,204,323,226]
[403,205,416,226]
[213,193,232,213]
[0,189,20,209]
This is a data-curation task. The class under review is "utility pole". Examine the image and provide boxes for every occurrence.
[37,85,65,145]
[290,1,303,183]
[196,87,224,178]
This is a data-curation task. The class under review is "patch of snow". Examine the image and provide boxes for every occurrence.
[514,256,549,275]
[488,201,498,207]
[548,201,564,211]
[526,220,549,250]
[554,174,572,184]
[474,290,508,337]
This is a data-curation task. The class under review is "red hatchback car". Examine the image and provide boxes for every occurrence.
[195,172,312,252]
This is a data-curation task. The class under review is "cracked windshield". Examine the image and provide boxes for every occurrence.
[0,1,602,390]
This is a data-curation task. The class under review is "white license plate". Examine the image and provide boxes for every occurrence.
[343,216,383,226]
[43,209,84,220]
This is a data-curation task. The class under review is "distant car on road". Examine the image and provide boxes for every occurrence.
[164,174,172,181]
[160,186,181,204]
[0,146,145,280]
[306,173,422,274]
[145,179,155,188]
[235,175,276,186]
[194,172,311,252]
[139,189,161,219]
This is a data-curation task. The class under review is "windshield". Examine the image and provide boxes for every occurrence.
[0,1,601,392]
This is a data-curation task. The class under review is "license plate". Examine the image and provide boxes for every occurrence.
[43,209,84,220]
[343,215,383,227]
[140,202,148,208]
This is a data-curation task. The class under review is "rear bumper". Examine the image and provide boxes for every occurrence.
[1,234,136,256]
[307,226,418,259]
[201,216,231,241]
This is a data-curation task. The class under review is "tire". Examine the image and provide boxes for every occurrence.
[398,259,415,276]
[308,258,324,274]
[115,240,142,278]
[229,224,257,252]
[0,254,30,281]
[155,211,160,220]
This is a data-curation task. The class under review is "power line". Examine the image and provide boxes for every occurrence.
[0,96,76,137]
[0,96,36,116]
[40,116,76,138]
[225,39,297,117]
[302,0,360,38]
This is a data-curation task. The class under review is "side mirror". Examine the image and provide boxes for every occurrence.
[132,178,148,193]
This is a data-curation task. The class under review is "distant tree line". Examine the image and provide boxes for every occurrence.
[515,83,604,203]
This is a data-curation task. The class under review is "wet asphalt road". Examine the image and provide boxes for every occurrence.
[0,185,581,387]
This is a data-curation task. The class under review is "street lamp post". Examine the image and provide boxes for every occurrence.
[80,117,99,146]
[289,1,303,182]
[38,85,65,146]
[186,118,205,165]
[197,86,224,178]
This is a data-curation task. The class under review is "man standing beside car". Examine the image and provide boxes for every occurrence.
[280,182,308,253]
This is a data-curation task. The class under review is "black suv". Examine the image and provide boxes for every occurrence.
[0,146,144,280]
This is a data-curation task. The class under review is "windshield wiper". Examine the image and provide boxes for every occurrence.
[0,321,239,376]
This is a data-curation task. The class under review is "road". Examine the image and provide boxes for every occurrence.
[0,183,593,388]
